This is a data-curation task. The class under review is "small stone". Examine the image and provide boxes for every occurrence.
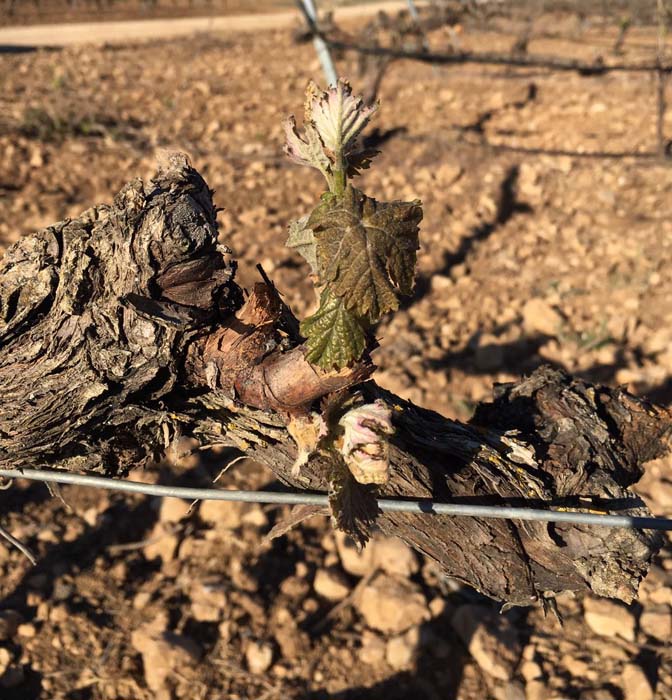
[159,498,191,523]
[245,641,273,674]
[199,499,246,530]
[520,660,543,682]
[386,628,419,670]
[621,663,654,700]
[313,569,350,602]
[133,591,152,610]
[356,574,430,634]
[131,625,200,692]
[639,607,672,641]
[241,505,268,528]
[451,605,521,681]
[17,623,36,638]
[143,524,179,563]
[561,654,589,677]
[522,298,562,337]
[583,597,635,641]
[371,537,419,577]
[190,581,227,622]
[359,631,386,666]
[335,531,374,577]
[0,647,12,676]
[525,680,547,700]
[429,597,446,618]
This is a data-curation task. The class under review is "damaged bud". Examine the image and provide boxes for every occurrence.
[338,400,394,485]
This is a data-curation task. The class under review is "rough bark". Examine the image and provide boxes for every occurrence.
[1,154,670,606]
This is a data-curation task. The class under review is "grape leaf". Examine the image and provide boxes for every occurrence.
[283,115,332,182]
[286,215,317,275]
[308,186,422,320]
[308,79,378,158]
[300,288,367,369]
[327,451,380,549]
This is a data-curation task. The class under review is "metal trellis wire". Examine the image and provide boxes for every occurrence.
[2,468,672,532]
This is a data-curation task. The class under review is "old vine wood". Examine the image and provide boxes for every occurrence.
[0,152,670,606]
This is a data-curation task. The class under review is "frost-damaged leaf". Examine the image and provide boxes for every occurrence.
[308,79,378,158]
[300,288,367,369]
[309,186,422,320]
[287,411,328,477]
[286,215,318,275]
[283,115,332,181]
[328,452,380,548]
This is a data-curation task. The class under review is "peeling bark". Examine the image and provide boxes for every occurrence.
[1,155,670,605]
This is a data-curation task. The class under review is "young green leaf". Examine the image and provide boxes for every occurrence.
[309,186,422,320]
[300,288,367,369]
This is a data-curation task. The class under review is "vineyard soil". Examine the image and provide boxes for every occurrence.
[1,13,672,700]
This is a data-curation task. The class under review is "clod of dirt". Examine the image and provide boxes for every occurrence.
[359,630,386,666]
[245,640,274,674]
[335,531,375,577]
[199,499,247,530]
[190,580,228,622]
[159,498,191,523]
[639,607,672,641]
[621,663,654,700]
[371,536,420,577]
[313,568,351,602]
[143,523,179,563]
[451,605,522,681]
[355,573,430,634]
[522,298,563,337]
[131,622,201,692]
[385,627,420,670]
[583,598,636,641]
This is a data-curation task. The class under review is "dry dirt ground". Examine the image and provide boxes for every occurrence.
[1,10,672,700]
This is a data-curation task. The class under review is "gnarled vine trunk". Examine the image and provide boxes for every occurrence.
[0,154,669,605]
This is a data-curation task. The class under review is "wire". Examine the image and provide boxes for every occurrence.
[323,38,672,75]
[1,468,672,532]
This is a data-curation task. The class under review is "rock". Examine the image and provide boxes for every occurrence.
[505,682,526,700]
[313,568,350,602]
[520,660,543,682]
[131,623,200,692]
[621,663,654,700]
[199,499,246,530]
[356,574,430,634]
[17,623,36,638]
[159,498,191,523]
[335,531,374,577]
[370,536,419,578]
[525,680,547,700]
[190,581,227,622]
[386,628,419,670]
[561,654,589,677]
[0,647,11,676]
[143,524,179,563]
[522,298,562,337]
[359,631,386,666]
[245,641,273,674]
[583,597,635,641]
[639,607,672,641]
[451,605,521,681]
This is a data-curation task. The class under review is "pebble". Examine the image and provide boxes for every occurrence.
[359,631,386,666]
[621,663,654,700]
[245,641,273,674]
[356,574,430,634]
[131,624,200,692]
[385,627,419,670]
[522,298,562,337]
[452,605,521,681]
[639,607,672,641]
[313,568,350,602]
[199,499,246,530]
[159,498,191,523]
[583,597,636,641]
[370,537,419,578]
